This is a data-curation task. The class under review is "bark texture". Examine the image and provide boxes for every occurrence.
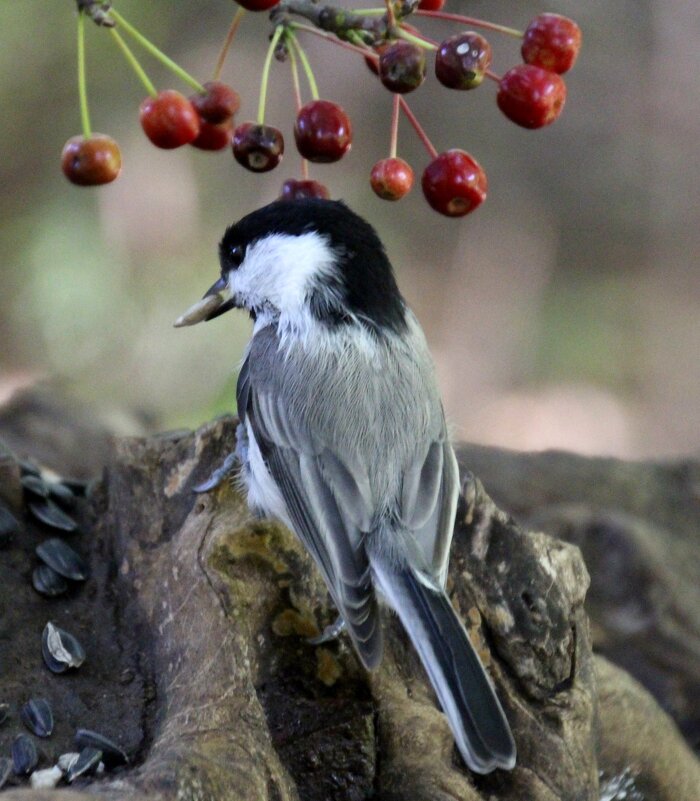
[0,389,698,800]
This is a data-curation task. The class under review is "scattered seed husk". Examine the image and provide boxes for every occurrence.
[41,622,86,673]
[11,733,38,775]
[0,757,11,789]
[29,498,79,532]
[19,460,40,478]
[20,698,54,738]
[0,503,21,541]
[32,564,69,598]
[47,481,77,508]
[75,729,129,767]
[36,538,88,581]
[66,747,102,783]
[30,765,62,790]
[57,752,80,773]
[59,478,89,497]
[21,474,50,498]
[173,293,224,327]
[0,702,9,725]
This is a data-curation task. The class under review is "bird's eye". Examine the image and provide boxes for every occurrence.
[229,245,244,268]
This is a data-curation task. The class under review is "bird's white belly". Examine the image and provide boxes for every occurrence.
[239,419,293,529]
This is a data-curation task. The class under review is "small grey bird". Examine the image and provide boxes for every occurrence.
[177,198,516,774]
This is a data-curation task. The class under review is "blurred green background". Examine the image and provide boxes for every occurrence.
[1,0,699,458]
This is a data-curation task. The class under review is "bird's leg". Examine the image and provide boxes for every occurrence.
[307,615,346,644]
[193,451,238,493]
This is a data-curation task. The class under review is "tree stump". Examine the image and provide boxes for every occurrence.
[0,388,698,800]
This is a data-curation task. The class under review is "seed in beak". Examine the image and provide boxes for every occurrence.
[173,293,225,327]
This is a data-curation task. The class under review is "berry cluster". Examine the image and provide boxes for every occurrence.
[63,1,581,218]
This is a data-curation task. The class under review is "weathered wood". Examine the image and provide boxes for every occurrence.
[457,444,700,749]
[0,390,698,800]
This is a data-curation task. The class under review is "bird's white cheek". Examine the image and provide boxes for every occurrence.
[229,264,281,309]
[228,270,257,306]
[227,271,244,296]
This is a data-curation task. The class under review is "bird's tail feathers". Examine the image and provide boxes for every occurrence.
[370,553,516,774]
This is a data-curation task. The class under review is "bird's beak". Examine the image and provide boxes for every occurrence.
[173,276,237,327]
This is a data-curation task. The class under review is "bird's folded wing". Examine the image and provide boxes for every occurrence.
[243,373,383,669]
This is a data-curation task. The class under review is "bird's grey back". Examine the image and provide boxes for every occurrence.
[245,314,447,517]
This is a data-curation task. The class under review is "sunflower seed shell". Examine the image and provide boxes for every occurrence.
[20,698,54,738]
[47,481,77,508]
[11,734,38,775]
[42,622,86,673]
[0,757,11,789]
[32,564,69,597]
[21,474,50,498]
[173,293,225,327]
[66,747,102,783]
[75,728,129,766]
[36,538,88,581]
[57,752,80,773]
[29,498,79,532]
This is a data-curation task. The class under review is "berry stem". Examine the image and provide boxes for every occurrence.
[287,31,309,180]
[389,93,399,159]
[484,68,502,83]
[384,0,396,29]
[398,97,437,159]
[108,8,206,93]
[77,10,92,139]
[413,10,523,39]
[396,26,437,50]
[258,25,284,125]
[288,33,319,102]
[110,28,158,98]
[346,30,368,48]
[399,23,438,47]
[287,33,305,112]
[213,6,246,81]
[290,22,377,62]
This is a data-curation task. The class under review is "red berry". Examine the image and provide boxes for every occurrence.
[435,32,492,90]
[191,119,233,151]
[378,41,426,94]
[366,27,422,75]
[370,158,414,201]
[280,179,330,201]
[140,90,200,149]
[190,81,240,124]
[235,0,280,9]
[421,150,487,217]
[418,0,445,9]
[522,14,582,74]
[497,65,566,129]
[233,122,284,172]
[294,100,352,163]
[61,134,122,186]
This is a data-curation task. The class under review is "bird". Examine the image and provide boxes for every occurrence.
[175,197,516,774]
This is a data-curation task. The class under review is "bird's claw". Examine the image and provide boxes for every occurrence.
[307,615,346,645]
[193,452,238,493]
